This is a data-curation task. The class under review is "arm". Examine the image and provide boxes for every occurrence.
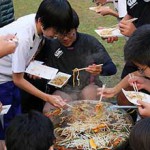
[97,73,131,98]
[0,35,17,58]
[12,73,66,108]
[97,7,119,18]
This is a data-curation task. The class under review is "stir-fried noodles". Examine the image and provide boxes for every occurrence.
[53,101,133,150]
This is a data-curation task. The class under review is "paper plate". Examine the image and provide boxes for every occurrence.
[95,28,124,38]
[122,89,150,105]
[48,72,71,88]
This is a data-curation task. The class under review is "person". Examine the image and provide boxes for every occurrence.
[93,0,127,19]
[0,0,73,147]
[40,9,117,113]
[119,0,150,79]
[5,110,55,150]
[129,117,150,150]
[0,0,15,27]
[0,34,17,58]
[97,25,150,118]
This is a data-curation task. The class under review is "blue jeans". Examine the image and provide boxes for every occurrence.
[0,81,21,139]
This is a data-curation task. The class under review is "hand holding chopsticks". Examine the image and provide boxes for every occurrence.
[75,64,103,72]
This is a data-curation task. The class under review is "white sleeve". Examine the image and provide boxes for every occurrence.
[12,33,31,73]
[118,0,127,18]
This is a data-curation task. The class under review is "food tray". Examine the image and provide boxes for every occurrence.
[95,28,123,38]
[122,89,150,105]
[48,72,71,88]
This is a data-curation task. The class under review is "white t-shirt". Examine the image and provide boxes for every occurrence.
[113,0,127,18]
[0,14,42,84]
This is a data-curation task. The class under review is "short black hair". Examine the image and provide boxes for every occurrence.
[124,24,150,67]
[35,0,73,33]
[71,9,79,29]
[129,118,150,150]
[5,111,55,150]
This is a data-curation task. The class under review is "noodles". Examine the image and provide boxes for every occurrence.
[54,101,133,150]
[100,28,115,36]
[50,76,68,86]
[72,68,80,87]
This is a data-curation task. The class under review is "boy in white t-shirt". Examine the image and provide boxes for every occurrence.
[0,0,73,146]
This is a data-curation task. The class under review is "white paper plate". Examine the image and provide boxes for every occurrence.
[25,61,58,80]
[48,72,71,88]
[122,89,150,105]
[95,28,123,38]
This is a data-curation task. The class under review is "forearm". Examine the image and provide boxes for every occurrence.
[0,41,16,57]
[114,74,131,94]
[109,10,119,18]
[13,73,48,102]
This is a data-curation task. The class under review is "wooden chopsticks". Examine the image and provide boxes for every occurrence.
[99,84,106,102]
[75,64,103,71]
[106,18,138,29]
[129,73,138,92]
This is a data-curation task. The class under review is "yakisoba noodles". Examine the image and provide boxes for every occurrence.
[100,28,115,36]
[50,76,68,86]
[54,102,133,150]
[72,68,80,87]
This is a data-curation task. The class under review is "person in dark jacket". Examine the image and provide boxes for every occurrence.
[0,0,15,27]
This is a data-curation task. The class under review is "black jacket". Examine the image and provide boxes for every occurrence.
[0,0,14,27]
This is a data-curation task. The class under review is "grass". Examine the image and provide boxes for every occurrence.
[13,0,125,88]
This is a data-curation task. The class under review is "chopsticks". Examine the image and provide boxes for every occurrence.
[99,84,106,102]
[129,74,138,92]
[65,103,74,108]
[76,64,103,71]
[106,18,138,28]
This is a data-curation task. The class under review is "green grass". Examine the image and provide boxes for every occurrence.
[13,0,125,87]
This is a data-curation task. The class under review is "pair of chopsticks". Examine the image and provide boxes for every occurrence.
[65,103,74,108]
[129,74,138,92]
[106,18,138,28]
[76,64,103,71]
[99,84,106,102]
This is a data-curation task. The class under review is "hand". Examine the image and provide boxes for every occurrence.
[137,100,150,117]
[86,64,102,75]
[102,36,118,43]
[46,94,66,108]
[119,20,136,37]
[93,0,107,6]
[128,76,146,91]
[27,74,41,80]
[97,87,117,98]
[96,6,111,16]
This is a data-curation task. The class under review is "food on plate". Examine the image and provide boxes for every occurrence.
[126,92,145,101]
[100,28,116,36]
[53,101,133,150]
[50,75,68,86]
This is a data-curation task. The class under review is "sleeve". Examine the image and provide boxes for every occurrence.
[12,32,31,73]
[89,36,117,76]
